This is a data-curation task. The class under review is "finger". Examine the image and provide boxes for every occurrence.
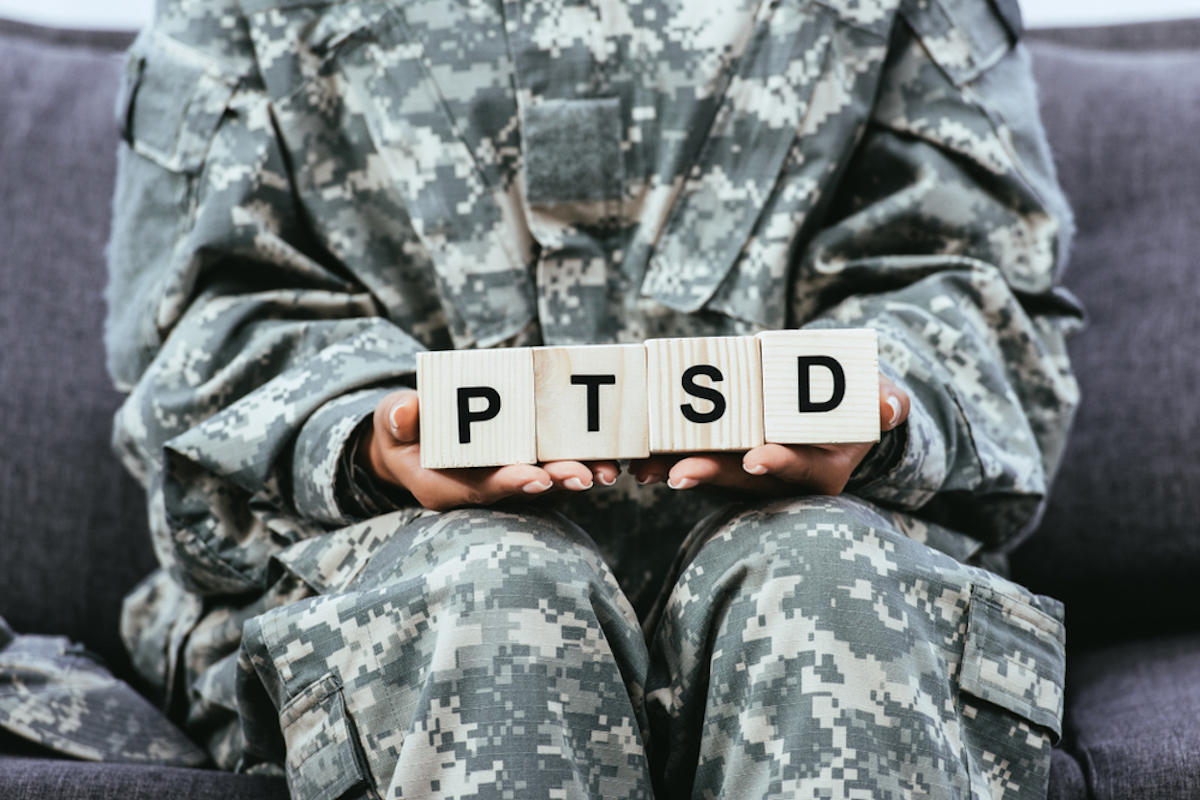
[743,443,811,479]
[470,463,557,500]
[585,461,621,487]
[406,462,554,511]
[668,453,785,494]
[666,455,722,491]
[629,455,675,486]
[746,442,872,495]
[878,374,910,431]
[543,461,595,491]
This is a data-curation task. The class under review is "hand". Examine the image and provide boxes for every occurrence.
[360,390,620,512]
[628,373,909,497]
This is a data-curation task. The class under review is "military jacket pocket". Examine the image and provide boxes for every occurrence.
[281,673,376,800]
[639,2,896,330]
[959,584,1065,741]
[899,0,1018,86]
[241,0,536,348]
[108,31,240,388]
[119,30,237,175]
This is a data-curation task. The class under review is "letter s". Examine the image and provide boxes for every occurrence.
[680,365,726,424]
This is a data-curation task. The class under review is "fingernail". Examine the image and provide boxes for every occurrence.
[597,473,617,487]
[563,477,592,491]
[885,395,903,429]
[667,477,698,491]
[743,463,768,476]
[389,399,407,437]
[523,480,552,494]
[637,474,663,486]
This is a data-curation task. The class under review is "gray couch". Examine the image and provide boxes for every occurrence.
[2,13,1199,800]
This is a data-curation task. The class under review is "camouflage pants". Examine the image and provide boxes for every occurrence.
[236,496,1065,800]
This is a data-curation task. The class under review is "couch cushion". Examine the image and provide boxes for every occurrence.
[1048,747,1087,800]
[1056,633,1200,800]
[1010,33,1200,645]
[0,755,288,800]
[0,20,154,683]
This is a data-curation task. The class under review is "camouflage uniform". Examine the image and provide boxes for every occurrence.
[101,0,1082,796]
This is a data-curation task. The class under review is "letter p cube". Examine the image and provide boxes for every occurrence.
[418,349,538,468]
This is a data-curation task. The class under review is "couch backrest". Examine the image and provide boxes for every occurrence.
[1013,20,1200,645]
[0,19,151,682]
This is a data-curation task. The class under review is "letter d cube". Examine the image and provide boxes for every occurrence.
[758,329,880,444]
[418,349,537,468]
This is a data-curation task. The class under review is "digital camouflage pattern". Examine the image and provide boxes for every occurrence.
[237,508,653,800]
[90,0,1081,794]
[0,616,206,765]
[645,496,1066,800]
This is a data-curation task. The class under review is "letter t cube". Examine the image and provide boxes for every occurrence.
[533,344,650,461]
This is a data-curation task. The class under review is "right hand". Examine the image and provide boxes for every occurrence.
[360,390,619,512]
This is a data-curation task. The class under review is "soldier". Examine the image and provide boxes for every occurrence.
[106,0,1080,797]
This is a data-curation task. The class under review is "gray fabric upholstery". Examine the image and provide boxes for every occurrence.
[0,23,156,683]
[1060,633,1200,799]
[0,756,289,800]
[1047,749,1087,800]
[1010,39,1200,646]
[0,17,134,49]
[1028,15,1200,51]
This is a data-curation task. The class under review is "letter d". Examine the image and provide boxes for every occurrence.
[797,356,845,413]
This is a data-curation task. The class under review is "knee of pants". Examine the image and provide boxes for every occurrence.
[424,508,623,624]
[351,506,614,601]
[246,506,644,704]
[330,507,646,662]
[241,508,654,798]
[676,494,932,601]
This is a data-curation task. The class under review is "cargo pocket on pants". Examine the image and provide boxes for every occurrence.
[280,673,376,800]
[958,584,1066,800]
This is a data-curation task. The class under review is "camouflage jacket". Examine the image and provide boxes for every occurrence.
[106,0,1081,728]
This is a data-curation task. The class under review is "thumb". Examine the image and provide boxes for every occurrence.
[878,374,910,432]
[382,390,421,444]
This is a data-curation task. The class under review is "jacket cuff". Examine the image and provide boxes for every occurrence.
[291,387,400,526]
[847,370,948,511]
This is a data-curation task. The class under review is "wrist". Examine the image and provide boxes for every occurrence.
[356,415,395,489]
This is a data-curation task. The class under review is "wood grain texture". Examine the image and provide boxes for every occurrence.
[418,349,537,468]
[534,344,650,461]
[646,336,764,453]
[758,328,880,444]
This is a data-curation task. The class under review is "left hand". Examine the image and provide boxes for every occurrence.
[628,373,909,497]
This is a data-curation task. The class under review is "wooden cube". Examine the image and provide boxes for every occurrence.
[534,344,649,461]
[646,336,764,453]
[758,328,880,444]
[417,349,537,468]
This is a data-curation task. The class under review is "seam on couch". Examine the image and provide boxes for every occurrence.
[0,16,136,51]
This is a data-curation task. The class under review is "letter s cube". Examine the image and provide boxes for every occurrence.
[646,336,764,453]
[418,349,537,468]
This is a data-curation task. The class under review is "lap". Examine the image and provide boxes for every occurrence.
[236,497,1064,800]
